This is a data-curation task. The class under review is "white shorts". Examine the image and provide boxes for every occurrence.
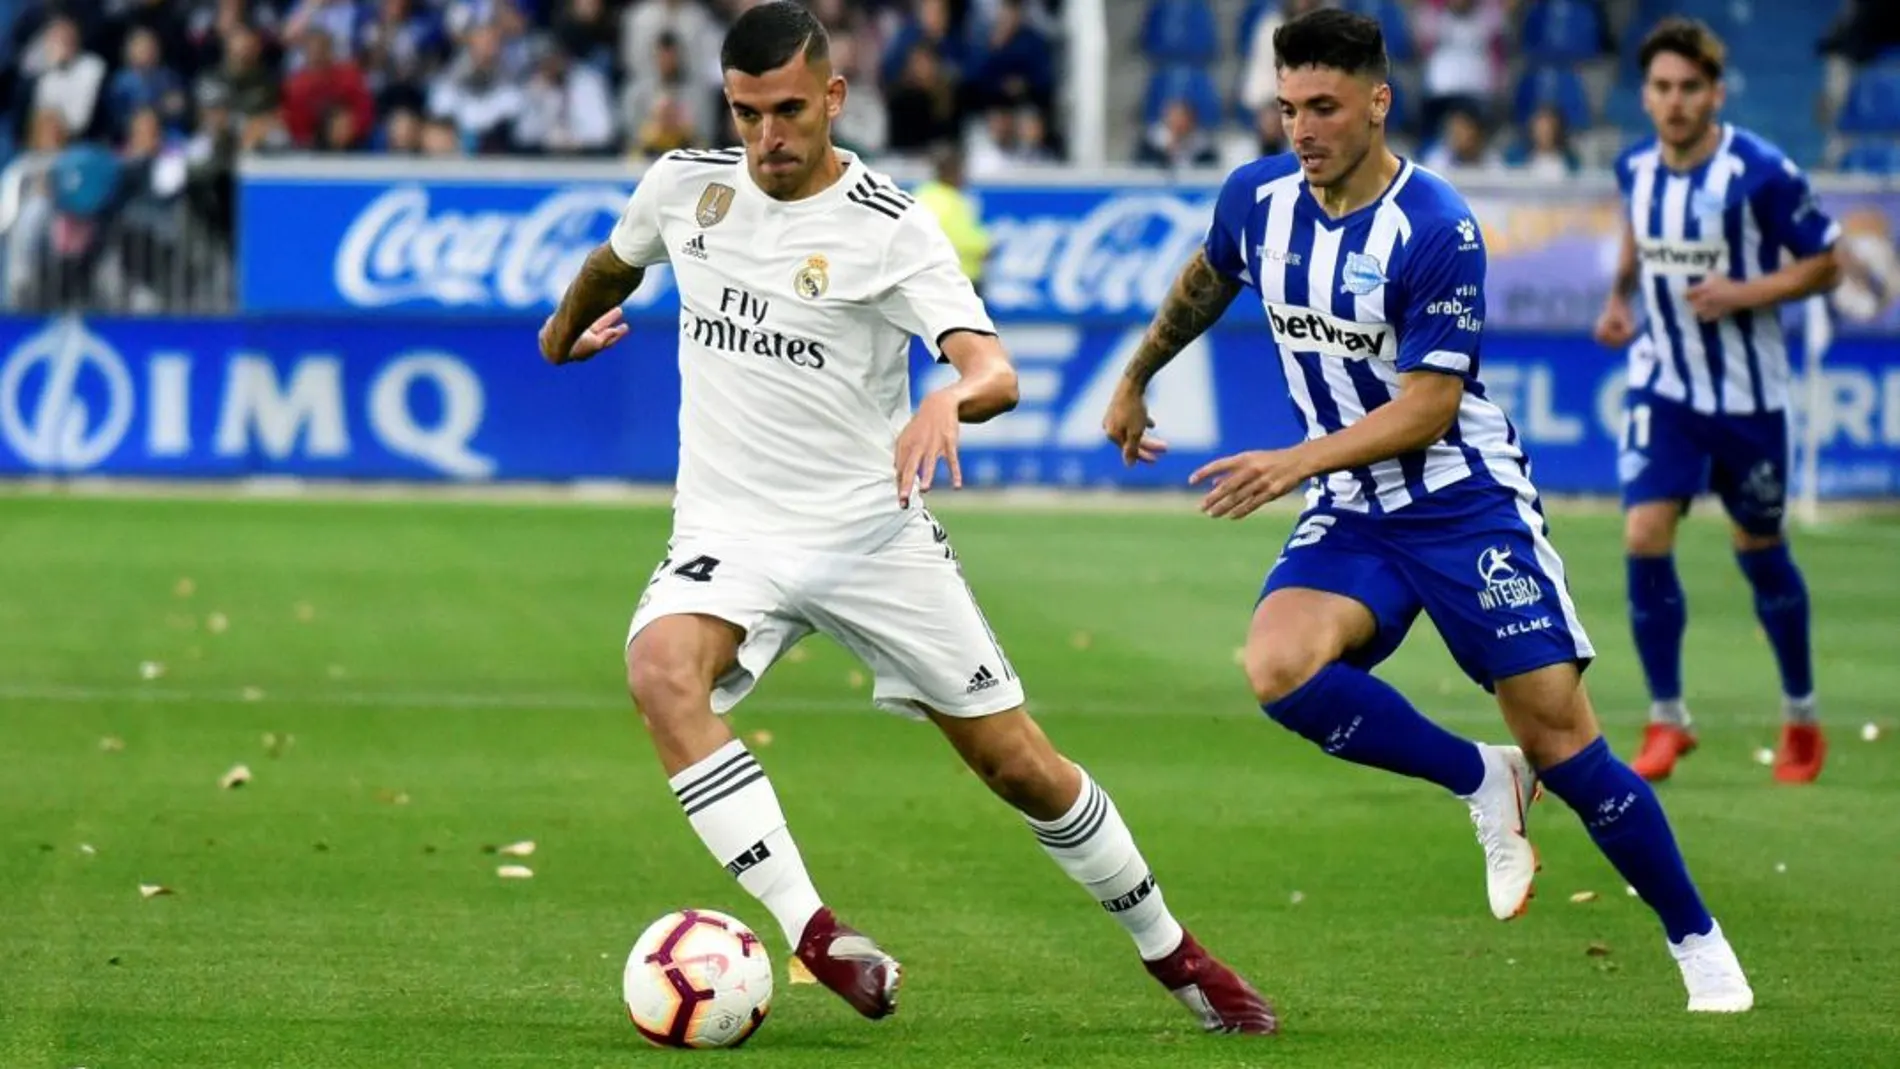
[625,515,1026,720]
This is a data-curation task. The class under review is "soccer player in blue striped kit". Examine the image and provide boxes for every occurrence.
[1104,8,1753,1012]
[1594,18,1842,785]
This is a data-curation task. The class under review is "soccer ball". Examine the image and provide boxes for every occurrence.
[623,908,774,1049]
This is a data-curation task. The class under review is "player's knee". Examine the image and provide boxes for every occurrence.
[1244,642,1328,706]
[1624,509,1677,556]
[625,643,710,728]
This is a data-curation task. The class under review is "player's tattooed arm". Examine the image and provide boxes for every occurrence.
[1104,251,1239,465]
[539,245,645,364]
[1123,251,1242,388]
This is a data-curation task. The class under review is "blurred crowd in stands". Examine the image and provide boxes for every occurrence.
[3,0,1899,312]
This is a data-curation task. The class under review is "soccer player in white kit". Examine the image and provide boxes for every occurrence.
[536,2,1274,1036]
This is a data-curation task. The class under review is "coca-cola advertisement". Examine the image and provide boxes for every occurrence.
[237,162,1900,336]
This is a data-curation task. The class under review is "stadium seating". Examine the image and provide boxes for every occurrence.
[1837,66,1900,135]
[1142,0,1222,65]
[1236,0,1278,59]
[1145,63,1226,129]
[1335,0,1413,63]
[1839,138,1900,175]
[1116,0,1847,169]
[1514,65,1593,131]
[1521,0,1609,65]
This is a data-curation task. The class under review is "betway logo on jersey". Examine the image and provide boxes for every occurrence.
[683,287,827,370]
[1265,303,1395,360]
[1636,237,1728,277]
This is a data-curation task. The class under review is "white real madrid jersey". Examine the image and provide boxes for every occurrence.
[609,147,996,552]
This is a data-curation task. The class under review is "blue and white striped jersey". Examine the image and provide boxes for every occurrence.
[1615,124,1840,416]
[1203,154,1530,516]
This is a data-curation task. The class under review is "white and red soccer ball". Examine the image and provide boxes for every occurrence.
[623,908,774,1049]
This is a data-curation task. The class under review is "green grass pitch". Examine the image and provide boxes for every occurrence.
[3,490,1898,1067]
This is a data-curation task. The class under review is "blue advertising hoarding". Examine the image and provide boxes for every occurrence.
[236,164,1900,336]
[6,313,1900,497]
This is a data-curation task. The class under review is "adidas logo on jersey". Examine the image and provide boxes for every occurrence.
[966,665,1001,694]
[681,234,709,260]
[1265,302,1395,360]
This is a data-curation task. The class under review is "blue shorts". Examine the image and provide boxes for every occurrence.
[1619,390,1789,536]
[1260,488,1597,691]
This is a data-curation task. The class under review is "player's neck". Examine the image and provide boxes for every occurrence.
[1311,147,1401,220]
[1659,122,1723,173]
[751,146,848,203]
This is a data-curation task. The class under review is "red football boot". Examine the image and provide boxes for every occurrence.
[794,908,901,1020]
[1144,930,1279,1035]
[1773,722,1826,783]
[1632,723,1698,782]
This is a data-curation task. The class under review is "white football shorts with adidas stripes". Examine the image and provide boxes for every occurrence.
[625,512,1026,720]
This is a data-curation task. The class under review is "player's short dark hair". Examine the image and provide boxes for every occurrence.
[1639,17,1725,82]
[1272,8,1389,81]
[721,1,830,76]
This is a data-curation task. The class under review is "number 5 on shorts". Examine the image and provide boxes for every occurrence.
[1287,514,1336,549]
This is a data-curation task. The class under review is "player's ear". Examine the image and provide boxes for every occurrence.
[827,74,846,120]
[1369,81,1390,126]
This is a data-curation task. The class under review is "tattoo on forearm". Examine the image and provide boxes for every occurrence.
[1125,252,1241,385]
[551,245,645,345]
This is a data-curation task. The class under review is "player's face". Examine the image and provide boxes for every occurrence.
[1277,65,1389,189]
[724,52,846,198]
[1642,51,1724,151]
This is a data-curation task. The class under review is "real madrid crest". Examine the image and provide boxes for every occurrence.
[695,183,735,227]
[793,254,830,300]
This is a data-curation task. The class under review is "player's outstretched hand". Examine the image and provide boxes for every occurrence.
[1593,296,1637,348]
[1190,450,1306,520]
[1102,381,1169,466]
[540,306,629,365]
[895,391,963,507]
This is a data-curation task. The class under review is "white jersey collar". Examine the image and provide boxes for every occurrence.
[733,146,864,214]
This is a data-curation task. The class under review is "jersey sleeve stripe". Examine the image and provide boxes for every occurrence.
[847,186,905,220]
[860,175,915,203]
[935,326,997,350]
[666,148,744,164]
[1421,351,1472,374]
[850,176,915,212]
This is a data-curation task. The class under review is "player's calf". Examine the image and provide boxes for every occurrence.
[932,707,1274,1033]
[934,707,1081,821]
[1498,665,1746,1005]
[1247,592,1486,796]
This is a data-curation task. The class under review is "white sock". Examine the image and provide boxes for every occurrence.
[1649,699,1691,727]
[1024,767,1185,961]
[669,740,824,950]
[1783,694,1817,724]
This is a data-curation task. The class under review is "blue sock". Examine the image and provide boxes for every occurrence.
[1540,737,1713,943]
[1627,555,1686,703]
[1262,661,1485,796]
[1736,544,1813,701]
